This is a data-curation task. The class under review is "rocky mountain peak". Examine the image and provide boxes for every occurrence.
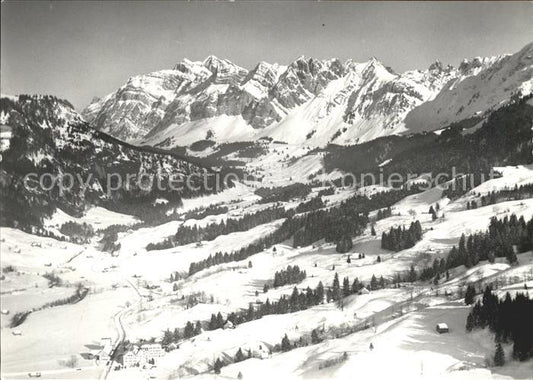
[428,60,444,72]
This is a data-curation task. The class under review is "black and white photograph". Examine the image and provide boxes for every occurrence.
[1,1,532,379]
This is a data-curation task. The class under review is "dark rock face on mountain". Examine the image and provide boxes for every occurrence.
[0,95,221,228]
[324,95,533,179]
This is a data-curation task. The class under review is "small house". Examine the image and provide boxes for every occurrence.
[436,323,449,334]
[223,320,235,330]
[122,350,139,367]
[167,342,177,351]
[253,344,270,359]
[359,287,370,295]
[98,337,113,360]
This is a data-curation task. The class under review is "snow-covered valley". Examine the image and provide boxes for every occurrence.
[2,163,532,380]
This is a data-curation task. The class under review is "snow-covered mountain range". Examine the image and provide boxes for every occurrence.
[83,42,533,148]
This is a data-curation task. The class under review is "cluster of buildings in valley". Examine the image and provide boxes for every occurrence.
[121,343,165,367]
[91,337,165,368]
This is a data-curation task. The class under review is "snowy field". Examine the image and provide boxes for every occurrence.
[1,288,135,374]
[44,207,139,231]
[188,302,533,380]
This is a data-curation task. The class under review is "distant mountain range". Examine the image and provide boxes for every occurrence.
[82,42,533,148]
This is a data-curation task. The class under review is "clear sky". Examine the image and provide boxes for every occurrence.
[1,1,532,109]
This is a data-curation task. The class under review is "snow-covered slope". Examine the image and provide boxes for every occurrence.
[0,95,218,228]
[83,43,533,148]
[405,42,533,133]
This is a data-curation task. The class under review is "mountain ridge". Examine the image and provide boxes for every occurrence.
[81,43,532,149]
[0,94,229,229]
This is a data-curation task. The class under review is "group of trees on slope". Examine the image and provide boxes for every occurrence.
[186,186,430,277]
[59,221,94,243]
[175,206,288,246]
[466,286,532,363]
[162,271,376,349]
[273,265,307,288]
[380,221,423,251]
[376,206,392,221]
[255,183,312,204]
[467,184,533,210]
[415,214,532,284]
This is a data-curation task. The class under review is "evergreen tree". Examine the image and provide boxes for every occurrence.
[184,321,194,338]
[494,343,505,367]
[247,303,255,321]
[172,328,180,342]
[305,286,315,306]
[216,312,224,329]
[281,334,292,352]
[370,274,378,290]
[235,348,245,362]
[343,277,351,297]
[465,284,476,305]
[408,265,417,282]
[458,234,467,263]
[311,328,321,344]
[194,321,202,335]
[208,314,218,330]
[351,278,361,294]
[162,329,173,346]
[315,281,324,304]
[214,358,223,374]
[466,312,475,332]
[289,287,300,312]
[371,225,376,236]
[332,273,341,301]
[506,246,517,264]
